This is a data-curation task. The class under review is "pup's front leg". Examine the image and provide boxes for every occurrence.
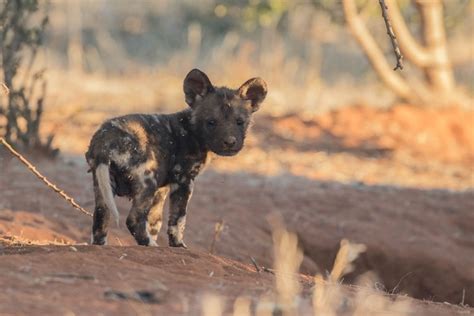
[167,182,193,248]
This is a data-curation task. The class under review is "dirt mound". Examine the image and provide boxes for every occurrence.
[189,171,474,306]
[0,158,472,310]
[269,104,474,164]
[0,245,469,316]
[0,245,275,315]
[1,105,473,314]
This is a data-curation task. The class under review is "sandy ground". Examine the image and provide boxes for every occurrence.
[0,104,473,315]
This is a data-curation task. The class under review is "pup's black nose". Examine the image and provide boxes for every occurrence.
[223,136,237,148]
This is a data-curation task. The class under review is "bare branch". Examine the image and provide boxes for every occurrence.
[342,0,415,102]
[379,0,403,71]
[0,138,92,217]
[384,0,433,67]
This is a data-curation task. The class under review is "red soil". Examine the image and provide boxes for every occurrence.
[0,104,473,315]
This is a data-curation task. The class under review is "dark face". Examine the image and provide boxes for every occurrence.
[183,69,267,156]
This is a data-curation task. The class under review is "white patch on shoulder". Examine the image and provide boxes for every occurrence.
[111,150,131,167]
[170,183,180,193]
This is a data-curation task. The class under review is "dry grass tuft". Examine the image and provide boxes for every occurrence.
[312,238,367,316]
[313,275,344,316]
[202,294,225,316]
[352,273,412,316]
[329,239,367,282]
[255,294,275,316]
[199,217,412,316]
[232,296,251,316]
[269,214,304,315]
[312,237,411,316]
[0,234,71,246]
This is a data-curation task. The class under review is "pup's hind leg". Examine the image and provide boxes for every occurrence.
[126,185,158,246]
[147,186,169,243]
[92,172,110,245]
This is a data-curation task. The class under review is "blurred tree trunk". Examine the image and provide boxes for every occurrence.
[67,0,83,73]
[416,0,454,93]
[343,0,462,106]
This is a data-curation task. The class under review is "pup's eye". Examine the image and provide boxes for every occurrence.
[207,119,217,127]
[236,118,244,126]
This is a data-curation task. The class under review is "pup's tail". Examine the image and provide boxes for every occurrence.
[96,163,120,226]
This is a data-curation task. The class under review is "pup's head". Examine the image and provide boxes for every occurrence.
[183,69,267,156]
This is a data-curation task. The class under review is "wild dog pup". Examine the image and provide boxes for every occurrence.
[86,69,267,247]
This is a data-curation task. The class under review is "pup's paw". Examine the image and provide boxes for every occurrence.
[169,239,188,249]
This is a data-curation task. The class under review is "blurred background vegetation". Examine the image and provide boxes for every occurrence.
[34,0,472,114]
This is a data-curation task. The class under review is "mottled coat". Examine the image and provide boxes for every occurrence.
[86,69,267,247]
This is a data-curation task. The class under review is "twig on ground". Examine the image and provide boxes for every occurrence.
[390,271,414,294]
[248,256,274,274]
[0,138,92,217]
[115,237,124,246]
[379,0,404,70]
[262,267,274,274]
[250,256,261,273]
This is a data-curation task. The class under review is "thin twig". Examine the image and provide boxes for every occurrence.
[379,0,404,70]
[262,267,275,274]
[250,256,261,273]
[0,137,92,217]
[390,271,414,294]
[115,237,124,246]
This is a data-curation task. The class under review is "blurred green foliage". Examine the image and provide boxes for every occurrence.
[191,0,471,33]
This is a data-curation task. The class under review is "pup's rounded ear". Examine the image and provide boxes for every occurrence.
[183,69,214,107]
[238,77,267,112]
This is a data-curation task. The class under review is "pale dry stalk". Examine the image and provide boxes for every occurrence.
[232,296,251,316]
[201,294,224,316]
[269,215,303,315]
